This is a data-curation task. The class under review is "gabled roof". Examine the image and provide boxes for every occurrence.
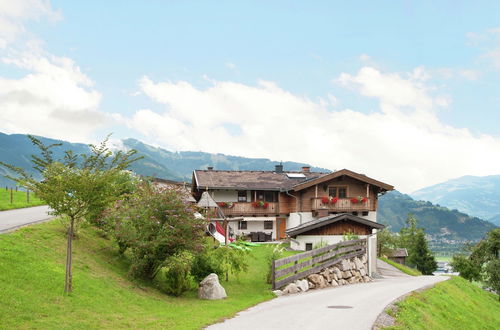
[193,170,328,191]
[292,168,394,192]
[286,213,385,237]
[389,248,408,258]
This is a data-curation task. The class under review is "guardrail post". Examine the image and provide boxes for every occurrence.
[272,259,276,290]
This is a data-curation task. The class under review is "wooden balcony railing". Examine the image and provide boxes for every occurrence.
[311,197,372,212]
[219,202,279,216]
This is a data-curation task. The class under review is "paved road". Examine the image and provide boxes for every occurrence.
[207,275,448,330]
[376,259,411,278]
[0,206,52,233]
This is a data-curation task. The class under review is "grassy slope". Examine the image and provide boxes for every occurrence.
[379,257,422,276]
[390,276,500,330]
[0,189,44,210]
[0,221,278,329]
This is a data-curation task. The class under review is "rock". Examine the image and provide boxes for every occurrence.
[360,268,366,277]
[308,281,315,289]
[350,261,357,269]
[199,273,227,300]
[361,254,367,264]
[354,257,364,269]
[320,270,332,283]
[283,283,300,294]
[273,290,284,297]
[333,267,343,279]
[331,280,339,287]
[332,272,338,281]
[343,271,352,278]
[339,259,351,271]
[348,277,356,284]
[307,274,328,289]
[295,279,309,292]
[363,276,371,282]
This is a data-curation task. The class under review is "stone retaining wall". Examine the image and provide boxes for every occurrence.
[275,254,371,296]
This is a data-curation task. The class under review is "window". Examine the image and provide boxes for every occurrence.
[238,191,247,202]
[238,221,247,230]
[264,221,273,229]
[254,191,278,202]
[329,186,347,198]
[305,243,313,251]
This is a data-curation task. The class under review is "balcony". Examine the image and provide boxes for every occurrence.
[311,197,372,212]
[218,202,279,216]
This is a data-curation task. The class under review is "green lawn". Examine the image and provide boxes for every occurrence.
[379,257,422,276]
[389,276,500,329]
[0,189,44,211]
[0,221,278,329]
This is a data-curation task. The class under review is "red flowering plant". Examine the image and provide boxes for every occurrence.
[218,202,227,207]
[361,197,368,203]
[251,201,258,208]
[350,197,359,204]
[321,196,330,204]
[263,202,269,209]
[252,201,267,208]
[331,197,339,204]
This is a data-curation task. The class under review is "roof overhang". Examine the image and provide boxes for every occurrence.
[286,213,385,237]
[292,169,394,192]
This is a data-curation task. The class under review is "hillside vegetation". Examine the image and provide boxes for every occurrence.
[389,276,500,329]
[0,221,278,329]
[378,191,496,241]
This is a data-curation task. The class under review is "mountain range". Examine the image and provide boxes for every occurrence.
[411,175,500,226]
[0,132,497,242]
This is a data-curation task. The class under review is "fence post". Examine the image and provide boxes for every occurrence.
[10,188,13,204]
[272,259,276,290]
[27,190,30,203]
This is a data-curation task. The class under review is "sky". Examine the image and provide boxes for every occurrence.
[1,0,500,193]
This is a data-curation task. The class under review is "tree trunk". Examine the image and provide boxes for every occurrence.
[64,216,74,294]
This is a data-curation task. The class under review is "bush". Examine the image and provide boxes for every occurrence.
[154,251,194,296]
[191,248,224,282]
[102,181,207,279]
[266,244,285,284]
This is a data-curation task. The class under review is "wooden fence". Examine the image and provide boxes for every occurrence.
[272,238,367,289]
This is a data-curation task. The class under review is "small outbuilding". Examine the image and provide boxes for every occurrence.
[387,248,408,265]
[286,213,385,251]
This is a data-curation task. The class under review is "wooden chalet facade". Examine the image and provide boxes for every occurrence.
[192,165,393,246]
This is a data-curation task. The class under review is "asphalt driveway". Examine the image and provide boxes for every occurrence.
[0,206,52,233]
[207,274,448,330]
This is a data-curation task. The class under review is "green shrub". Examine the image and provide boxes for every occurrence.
[155,251,194,296]
[266,244,285,284]
[191,248,224,282]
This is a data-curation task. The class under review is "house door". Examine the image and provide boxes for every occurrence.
[276,218,287,240]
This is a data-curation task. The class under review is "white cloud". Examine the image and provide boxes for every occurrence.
[0,51,108,142]
[0,0,61,48]
[225,62,236,69]
[467,27,500,70]
[359,54,370,61]
[128,67,500,193]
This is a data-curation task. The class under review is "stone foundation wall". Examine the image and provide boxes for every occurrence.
[276,253,371,296]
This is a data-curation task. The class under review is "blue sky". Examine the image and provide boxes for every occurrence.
[1,1,500,192]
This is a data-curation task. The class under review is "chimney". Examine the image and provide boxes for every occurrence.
[301,166,311,173]
[275,163,283,173]
[207,166,214,171]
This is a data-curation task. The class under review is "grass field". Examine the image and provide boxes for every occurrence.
[0,188,44,211]
[379,257,422,276]
[0,221,280,329]
[389,276,500,329]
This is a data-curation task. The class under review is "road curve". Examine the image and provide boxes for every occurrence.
[0,206,52,233]
[207,275,449,330]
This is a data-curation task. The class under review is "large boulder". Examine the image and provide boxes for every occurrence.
[307,274,328,289]
[295,279,309,292]
[198,273,227,300]
[283,283,300,294]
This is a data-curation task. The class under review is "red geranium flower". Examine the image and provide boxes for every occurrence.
[361,197,368,203]
[263,202,269,209]
[350,197,358,204]
[331,197,339,204]
[321,196,330,204]
[251,201,258,208]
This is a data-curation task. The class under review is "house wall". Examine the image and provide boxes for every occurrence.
[290,235,369,251]
[230,217,277,239]
[287,212,314,229]
[298,176,379,212]
[211,190,251,202]
[302,220,373,236]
